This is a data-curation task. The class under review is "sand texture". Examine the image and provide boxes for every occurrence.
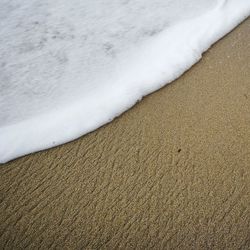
[0,19,250,249]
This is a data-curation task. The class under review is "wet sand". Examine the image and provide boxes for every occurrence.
[0,19,250,249]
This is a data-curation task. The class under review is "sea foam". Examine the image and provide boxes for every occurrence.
[0,0,250,163]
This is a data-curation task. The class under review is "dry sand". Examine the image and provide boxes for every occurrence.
[0,18,250,250]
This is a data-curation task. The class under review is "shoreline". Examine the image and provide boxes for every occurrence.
[0,19,249,249]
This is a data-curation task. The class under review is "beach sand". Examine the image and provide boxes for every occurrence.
[0,18,249,249]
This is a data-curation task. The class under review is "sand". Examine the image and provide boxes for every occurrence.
[0,18,250,249]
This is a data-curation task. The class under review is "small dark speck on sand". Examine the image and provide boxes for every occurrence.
[178,149,181,153]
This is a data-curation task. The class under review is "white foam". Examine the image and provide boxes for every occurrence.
[0,0,249,163]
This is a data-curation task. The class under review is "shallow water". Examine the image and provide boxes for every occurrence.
[0,0,249,162]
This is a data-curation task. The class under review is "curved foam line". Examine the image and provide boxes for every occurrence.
[0,0,250,163]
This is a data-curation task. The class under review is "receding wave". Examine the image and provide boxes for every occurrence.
[0,0,249,163]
